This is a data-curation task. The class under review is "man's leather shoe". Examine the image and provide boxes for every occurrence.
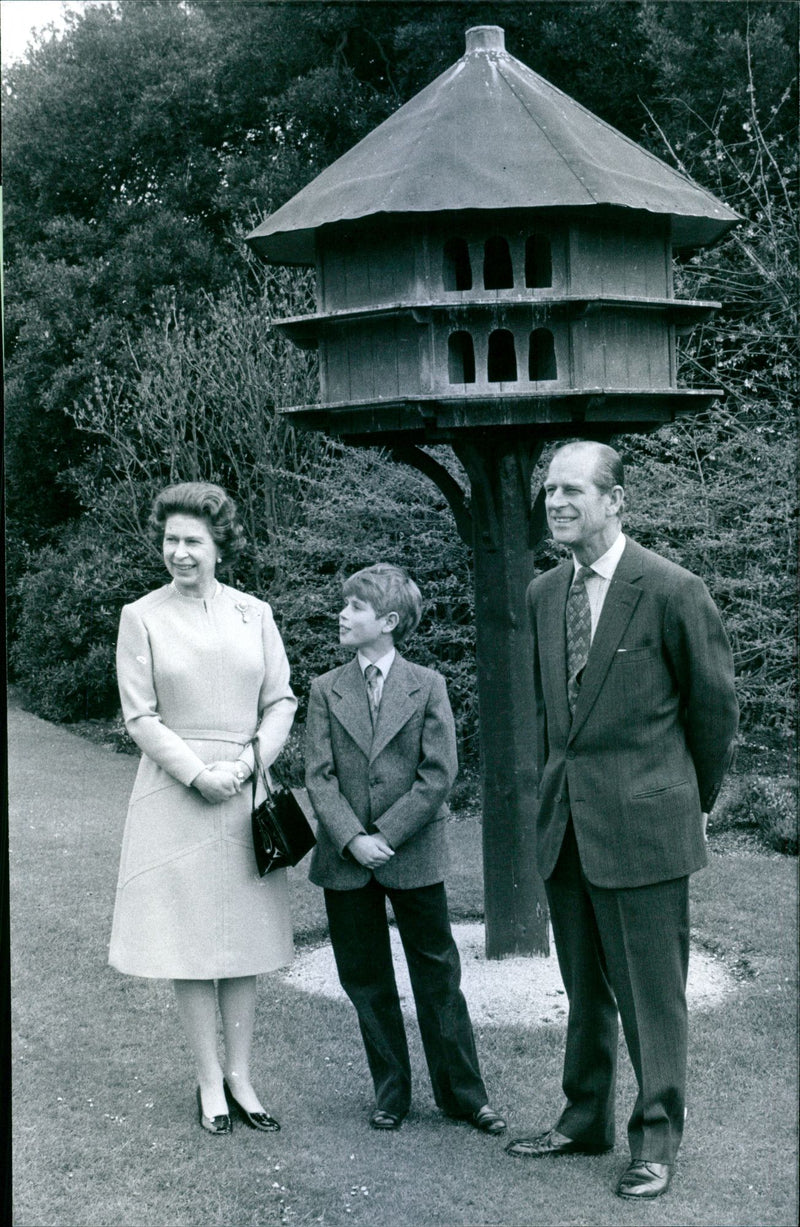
[505,1127,610,1158]
[369,1109,403,1130]
[616,1160,672,1199]
[467,1105,507,1135]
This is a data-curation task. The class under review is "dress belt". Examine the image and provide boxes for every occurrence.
[171,728,254,744]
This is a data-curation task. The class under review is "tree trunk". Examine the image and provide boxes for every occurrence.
[392,438,549,956]
[454,438,549,957]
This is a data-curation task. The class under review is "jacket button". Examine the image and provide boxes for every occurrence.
[566,750,575,760]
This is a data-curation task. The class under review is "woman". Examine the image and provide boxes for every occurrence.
[109,482,297,1136]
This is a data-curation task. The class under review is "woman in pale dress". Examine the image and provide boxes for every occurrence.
[109,482,297,1135]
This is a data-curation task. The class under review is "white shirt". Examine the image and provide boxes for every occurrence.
[357,647,396,705]
[573,532,626,641]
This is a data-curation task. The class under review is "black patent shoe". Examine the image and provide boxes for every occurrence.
[196,1086,232,1136]
[224,1079,280,1132]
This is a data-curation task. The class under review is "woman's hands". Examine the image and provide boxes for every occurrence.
[347,832,395,869]
[192,760,249,803]
[211,758,251,783]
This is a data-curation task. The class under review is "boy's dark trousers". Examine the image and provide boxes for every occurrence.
[324,878,488,1120]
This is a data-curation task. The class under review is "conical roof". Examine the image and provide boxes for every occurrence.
[247,25,738,264]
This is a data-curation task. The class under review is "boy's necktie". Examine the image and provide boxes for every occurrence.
[364,664,381,727]
[566,566,593,716]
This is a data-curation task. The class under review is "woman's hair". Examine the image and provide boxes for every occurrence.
[342,563,423,643]
[149,482,246,568]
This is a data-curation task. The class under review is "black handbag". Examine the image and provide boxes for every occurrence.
[250,756,316,876]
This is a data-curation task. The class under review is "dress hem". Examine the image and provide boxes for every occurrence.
[107,955,294,980]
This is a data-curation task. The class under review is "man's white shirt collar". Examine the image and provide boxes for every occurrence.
[574,531,626,581]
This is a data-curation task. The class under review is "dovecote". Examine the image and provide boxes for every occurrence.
[248,25,738,445]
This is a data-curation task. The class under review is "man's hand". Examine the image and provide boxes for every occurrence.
[347,832,395,869]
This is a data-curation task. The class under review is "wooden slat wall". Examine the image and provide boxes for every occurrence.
[568,221,669,297]
[318,215,676,403]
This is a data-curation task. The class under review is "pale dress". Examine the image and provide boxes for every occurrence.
[108,582,297,979]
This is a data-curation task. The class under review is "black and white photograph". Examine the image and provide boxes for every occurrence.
[3,2,797,1224]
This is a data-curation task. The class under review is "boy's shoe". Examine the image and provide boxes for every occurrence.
[467,1105,507,1134]
[448,1104,507,1134]
[369,1109,404,1130]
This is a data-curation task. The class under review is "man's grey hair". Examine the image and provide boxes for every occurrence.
[550,440,624,495]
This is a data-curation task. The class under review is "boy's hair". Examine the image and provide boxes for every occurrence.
[342,563,423,643]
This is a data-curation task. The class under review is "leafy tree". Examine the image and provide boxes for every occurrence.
[67,271,321,563]
[620,17,797,761]
[3,1,231,534]
[0,1,667,540]
[5,0,797,767]
[639,0,797,150]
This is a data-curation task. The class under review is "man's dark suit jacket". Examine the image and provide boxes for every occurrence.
[305,654,457,891]
[527,537,739,889]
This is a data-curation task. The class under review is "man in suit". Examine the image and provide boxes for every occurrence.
[505,441,738,1199]
[305,563,505,1135]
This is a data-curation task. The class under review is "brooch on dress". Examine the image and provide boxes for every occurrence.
[234,601,257,623]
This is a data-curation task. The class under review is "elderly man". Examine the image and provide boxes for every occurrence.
[506,441,738,1199]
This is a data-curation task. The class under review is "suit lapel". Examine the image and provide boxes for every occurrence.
[330,656,374,759]
[568,540,644,742]
[369,654,421,762]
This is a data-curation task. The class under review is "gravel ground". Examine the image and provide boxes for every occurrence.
[283,921,733,1028]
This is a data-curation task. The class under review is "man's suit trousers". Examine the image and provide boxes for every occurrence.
[324,879,488,1119]
[546,820,690,1163]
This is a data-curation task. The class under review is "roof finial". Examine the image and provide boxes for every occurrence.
[465,26,505,54]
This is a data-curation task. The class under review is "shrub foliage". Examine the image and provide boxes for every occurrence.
[6,1,797,779]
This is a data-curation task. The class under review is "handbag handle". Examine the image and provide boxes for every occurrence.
[250,744,271,808]
[250,743,295,804]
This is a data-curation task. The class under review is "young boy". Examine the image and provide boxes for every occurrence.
[305,563,505,1134]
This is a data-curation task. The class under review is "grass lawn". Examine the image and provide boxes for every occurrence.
[8,701,798,1227]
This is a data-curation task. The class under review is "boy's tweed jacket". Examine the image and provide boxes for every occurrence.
[305,653,457,890]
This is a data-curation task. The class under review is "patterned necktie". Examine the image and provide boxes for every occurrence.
[364,663,381,727]
[566,566,594,715]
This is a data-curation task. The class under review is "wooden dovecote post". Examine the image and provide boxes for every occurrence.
[246,25,738,957]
